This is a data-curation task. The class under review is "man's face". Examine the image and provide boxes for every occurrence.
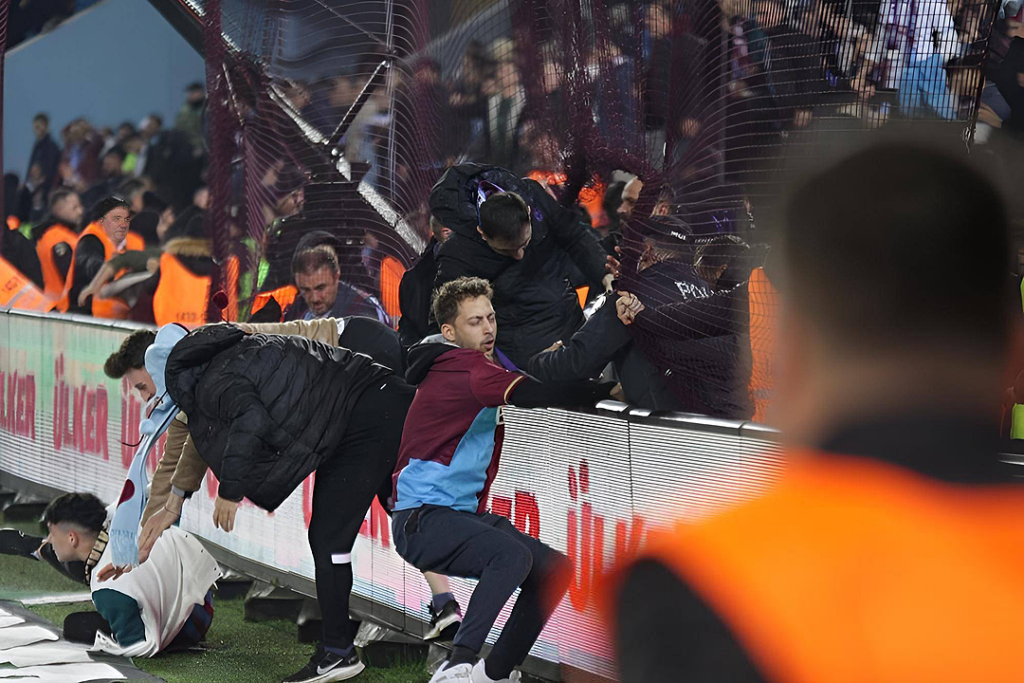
[102,153,123,177]
[125,366,157,402]
[99,207,131,244]
[479,223,532,261]
[33,119,47,139]
[443,295,497,361]
[295,266,340,316]
[45,522,80,563]
[54,193,84,226]
[619,178,643,220]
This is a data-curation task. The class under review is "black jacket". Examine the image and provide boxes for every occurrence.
[430,164,608,367]
[397,237,439,348]
[164,324,391,509]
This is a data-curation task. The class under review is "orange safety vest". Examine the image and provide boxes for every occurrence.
[0,256,54,311]
[380,254,405,321]
[58,223,144,318]
[152,252,211,327]
[251,284,298,322]
[609,454,1024,683]
[36,224,79,300]
[747,267,777,423]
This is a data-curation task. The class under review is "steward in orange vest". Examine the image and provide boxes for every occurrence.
[606,142,1024,683]
[32,189,85,300]
[152,234,214,327]
[59,196,144,317]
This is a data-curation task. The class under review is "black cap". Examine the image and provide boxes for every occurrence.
[90,196,131,223]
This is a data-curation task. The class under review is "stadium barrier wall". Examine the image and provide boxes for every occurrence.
[0,309,783,679]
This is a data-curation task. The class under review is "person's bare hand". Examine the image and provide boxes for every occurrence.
[615,291,644,325]
[793,109,813,128]
[138,506,179,563]
[680,117,701,138]
[77,285,96,308]
[542,340,564,353]
[213,496,240,533]
[96,563,132,582]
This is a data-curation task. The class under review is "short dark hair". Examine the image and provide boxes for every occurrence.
[479,192,530,244]
[433,276,493,327]
[42,493,106,535]
[91,195,131,223]
[292,245,340,278]
[49,188,77,211]
[781,139,1010,353]
[33,113,49,125]
[105,329,155,379]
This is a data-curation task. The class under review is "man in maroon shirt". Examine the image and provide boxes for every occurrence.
[392,277,617,683]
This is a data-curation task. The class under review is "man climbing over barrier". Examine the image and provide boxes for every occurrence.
[391,277,618,683]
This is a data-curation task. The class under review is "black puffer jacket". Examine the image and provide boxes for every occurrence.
[430,164,608,368]
[164,324,391,509]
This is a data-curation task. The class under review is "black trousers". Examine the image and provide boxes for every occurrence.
[393,506,570,677]
[308,377,415,649]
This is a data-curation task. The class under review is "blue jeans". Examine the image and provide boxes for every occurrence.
[898,53,956,120]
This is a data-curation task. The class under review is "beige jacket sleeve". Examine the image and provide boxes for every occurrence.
[233,318,342,347]
[141,413,207,524]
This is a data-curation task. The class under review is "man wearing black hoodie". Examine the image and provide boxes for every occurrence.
[429,163,622,378]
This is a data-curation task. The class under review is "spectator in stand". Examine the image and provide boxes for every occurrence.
[751,0,820,130]
[81,148,127,210]
[486,58,525,170]
[138,114,201,209]
[644,2,674,167]
[175,82,206,155]
[27,113,60,196]
[32,189,84,300]
[392,277,615,683]
[15,162,50,225]
[994,17,1024,134]
[286,240,389,324]
[866,0,961,119]
[399,216,453,347]
[60,196,144,317]
[449,41,493,162]
[57,119,102,191]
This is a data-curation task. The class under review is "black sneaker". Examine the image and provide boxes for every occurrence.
[0,528,42,558]
[425,599,463,641]
[283,645,365,682]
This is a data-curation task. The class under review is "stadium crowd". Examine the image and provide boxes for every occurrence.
[1,1,1024,681]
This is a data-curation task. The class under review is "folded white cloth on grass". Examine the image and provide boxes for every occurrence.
[0,662,124,681]
[0,640,93,667]
[0,625,58,651]
[0,617,25,629]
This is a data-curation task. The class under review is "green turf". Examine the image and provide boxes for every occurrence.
[29,596,431,683]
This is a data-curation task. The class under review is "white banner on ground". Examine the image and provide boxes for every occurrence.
[0,311,782,677]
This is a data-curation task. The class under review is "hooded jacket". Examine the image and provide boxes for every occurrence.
[429,164,608,367]
[161,323,391,509]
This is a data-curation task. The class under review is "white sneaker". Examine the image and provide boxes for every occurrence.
[429,662,473,682]
[470,660,521,683]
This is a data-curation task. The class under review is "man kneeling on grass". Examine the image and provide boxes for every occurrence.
[2,492,221,656]
[391,277,617,683]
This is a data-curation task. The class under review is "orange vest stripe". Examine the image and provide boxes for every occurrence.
[251,285,299,321]
[152,253,211,328]
[0,257,55,312]
[747,267,777,423]
[380,255,405,320]
[622,454,1024,683]
[36,224,79,300]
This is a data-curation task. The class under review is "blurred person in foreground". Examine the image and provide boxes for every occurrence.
[606,139,1024,682]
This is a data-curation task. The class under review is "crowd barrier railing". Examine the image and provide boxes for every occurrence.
[0,308,783,679]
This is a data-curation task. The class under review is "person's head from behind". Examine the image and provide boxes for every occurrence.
[430,215,453,244]
[117,179,146,213]
[104,329,157,401]
[92,196,132,244]
[33,113,49,139]
[433,277,497,360]
[292,245,340,316]
[478,192,532,260]
[42,492,106,563]
[774,139,1012,441]
[50,189,83,228]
